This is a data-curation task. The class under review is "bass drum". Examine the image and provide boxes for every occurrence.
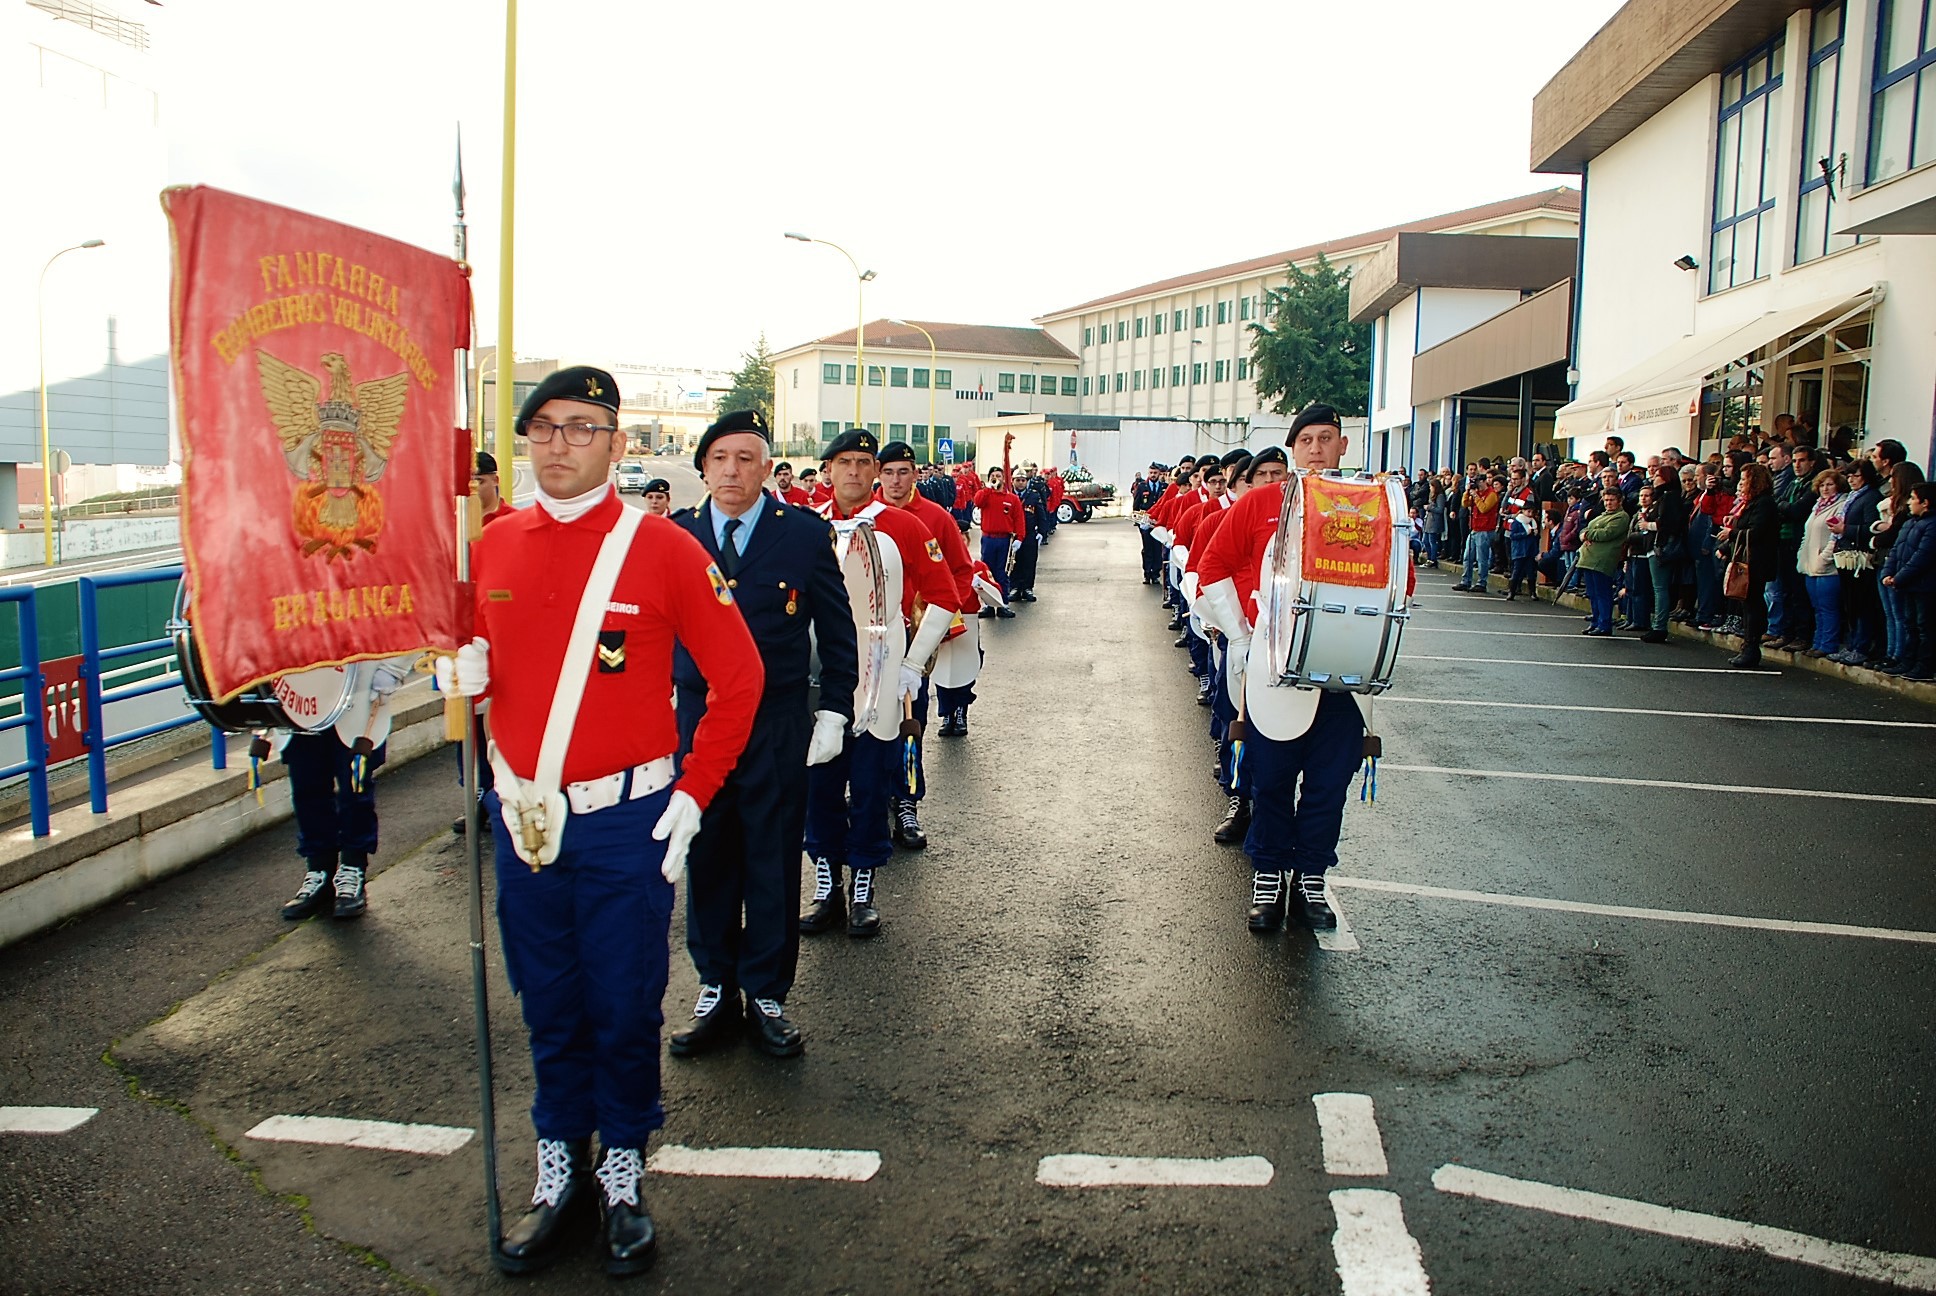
[169,580,355,734]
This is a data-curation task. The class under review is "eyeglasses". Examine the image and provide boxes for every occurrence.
[525,417,616,446]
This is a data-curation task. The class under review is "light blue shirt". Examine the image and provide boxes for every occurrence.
[710,491,767,559]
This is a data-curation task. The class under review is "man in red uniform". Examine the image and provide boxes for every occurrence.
[1197,405,1412,936]
[1170,457,1234,698]
[802,429,960,937]
[770,460,811,506]
[475,450,517,525]
[805,464,834,508]
[876,439,977,843]
[973,465,1027,606]
[446,366,763,1277]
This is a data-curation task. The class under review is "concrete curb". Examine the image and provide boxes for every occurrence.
[0,694,451,950]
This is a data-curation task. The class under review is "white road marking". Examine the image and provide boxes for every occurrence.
[1406,654,1775,675]
[1434,1164,1936,1291]
[0,1106,98,1134]
[1313,1094,1389,1176]
[647,1145,882,1182]
[1316,880,1360,952]
[1408,627,1641,640]
[1331,1188,1433,1295]
[1407,606,1565,617]
[1379,762,1936,808]
[1329,875,1936,946]
[244,1115,474,1156]
[1035,1154,1275,1188]
[1380,696,1936,730]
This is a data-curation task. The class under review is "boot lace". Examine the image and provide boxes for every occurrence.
[852,868,875,905]
[897,802,920,829]
[1226,793,1243,819]
[751,997,784,1019]
[333,865,364,898]
[1251,871,1282,905]
[693,984,723,1019]
[811,857,834,902]
[532,1138,575,1207]
[596,1146,644,1208]
[293,870,328,900]
[1297,873,1329,904]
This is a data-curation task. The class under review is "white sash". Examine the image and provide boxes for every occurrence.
[493,506,645,868]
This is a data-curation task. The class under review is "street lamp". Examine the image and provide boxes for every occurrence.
[39,239,106,566]
[887,319,937,461]
[785,232,874,428]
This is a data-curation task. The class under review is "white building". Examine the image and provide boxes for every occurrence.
[769,321,1078,464]
[1540,0,1936,464]
[471,349,731,453]
[1033,189,1582,423]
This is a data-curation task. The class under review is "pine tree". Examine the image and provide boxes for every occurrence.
[1246,254,1370,417]
[718,333,775,423]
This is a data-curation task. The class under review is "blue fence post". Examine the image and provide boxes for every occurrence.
[210,723,227,770]
[15,590,50,838]
[78,575,108,814]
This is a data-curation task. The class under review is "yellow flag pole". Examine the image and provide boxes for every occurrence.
[493,0,517,480]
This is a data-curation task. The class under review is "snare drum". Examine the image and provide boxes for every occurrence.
[169,580,355,733]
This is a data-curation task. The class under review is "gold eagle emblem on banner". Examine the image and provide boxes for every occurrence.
[257,350,408,562]
[1308,482,1382,550]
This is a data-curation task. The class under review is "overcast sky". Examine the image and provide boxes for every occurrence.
[153,0,1625,371]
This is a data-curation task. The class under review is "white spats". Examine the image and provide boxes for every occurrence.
[1331,1188,1433,1295]
[243,1114,473,1155]
[1434,1164,1936,1291]
[1313,1093,1390,1176]
[1035,1154,1275,1188]
[647,1145,883,1182]
[0,1106,98,1134]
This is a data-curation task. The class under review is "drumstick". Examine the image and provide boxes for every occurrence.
[900,694,920,797]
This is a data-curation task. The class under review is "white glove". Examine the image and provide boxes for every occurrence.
[435,637,490,698]
[1226,635,1251,697]
[899,661,924,701]
[806,709,845,765]
[652,789,703,885]
[1008,539,1021,560]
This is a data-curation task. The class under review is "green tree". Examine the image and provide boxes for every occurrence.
[717,333,775,423]
[1246,254,1370,417]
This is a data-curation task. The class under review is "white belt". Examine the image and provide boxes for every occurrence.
[564,755,675,816]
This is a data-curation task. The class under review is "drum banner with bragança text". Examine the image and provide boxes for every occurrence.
[1299,476,1392,591]
[164,185,471,702]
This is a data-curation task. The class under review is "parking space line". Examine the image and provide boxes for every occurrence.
[1407,655,1776,675]
[244,1115,474,1155]
[1379,762,1936,807]
[1312,1094,1389,1176]
[1329,875,1936,946]
[1380,697,1936,730]
[1331,1189,1433,1295]
[1407,607,1566,617]
[1434,1164,1936,1291]
[1036,1154,1275,1188]
[1317,882,1360,952]
[647,1145,882,1182]
[1409,627,1642,640]
[0,1106,98,1134]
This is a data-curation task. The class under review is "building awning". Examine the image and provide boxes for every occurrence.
[1553,285,1882,444]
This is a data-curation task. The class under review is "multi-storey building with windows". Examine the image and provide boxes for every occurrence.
[1033,190,1582,422]
[1543,0,1936,461]
[769,321,1078,462]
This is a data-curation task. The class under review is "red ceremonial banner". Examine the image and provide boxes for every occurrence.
[163,186,471,701]
[1300,476,1393,591]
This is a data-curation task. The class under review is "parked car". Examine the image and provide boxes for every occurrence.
[616,461,649,493]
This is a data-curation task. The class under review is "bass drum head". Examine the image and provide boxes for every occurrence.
[933,612,980,689]
[169,579,355,733]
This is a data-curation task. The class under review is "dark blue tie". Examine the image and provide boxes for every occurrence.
[720,518,741,578]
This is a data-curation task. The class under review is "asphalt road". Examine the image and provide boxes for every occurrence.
[2,516,1932,1295]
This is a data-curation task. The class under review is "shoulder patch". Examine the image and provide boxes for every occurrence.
[705,562,734,606]
[925,538,943,562]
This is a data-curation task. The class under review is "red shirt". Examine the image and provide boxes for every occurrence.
[1200,479,1414,623]
[776,485,811,507]
[1174,493,1231,550]
[481,500,518,527]
[473,491,762,808]
[1185,502,1233,575]
[1467,485,1502,532]
[892,491,977,608]
[820,497,960,626]
[974,487,1027,538]
[807,483,834,508]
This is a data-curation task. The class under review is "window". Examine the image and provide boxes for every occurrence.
[1019,374,1036,394]
[1153,313,1165,336]
[1133,370,1144,390]
[935,369,952,389]
[791,368,799,388]
[1082,376,1092,396]
[1216,300,1231,324]
[891,366,908,387]
[1116,321,1128,341]
[1710,35,1785,293]
[913,367,929,388]
[1191,362,1205,385]
[889,423,906,437]
[1061,376,1077,396]
[1171,365,1183,387]
[1239,296,1251,321]
[1194,305,1207,329]
[1214,359,1230,382]
[868,365,884,386]
[1135,316,1147,338]
[1150,368,1162,389]
[1236,357,1250,381]
[822,420,840,439]
[1173,309,1185,331]
[1869,0,1936,182]
[1798,4,1857,264]
[1114,372,1126,393]
[935,425,950,439]
[1083,326,1094,347]
[998,372,1016,393]
[866,422,881,434]
[913,424,928,445]
[844,365,857,385]
[823,362,840,384]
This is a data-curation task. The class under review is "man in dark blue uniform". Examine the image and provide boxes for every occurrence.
[669,410,858,1058]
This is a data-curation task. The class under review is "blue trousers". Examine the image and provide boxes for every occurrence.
[489,786,674,1150]
[1242,690,1362,876]
[1807,573,1843,653]
[805,730,898,876]
[1212,648,1253,798]
[1461,531,1494,587]
[1583,568,1615,632]
[1188,626,1210,677]
[283,730,384,862]
[906,678,929,802]
[979,536,1011,596]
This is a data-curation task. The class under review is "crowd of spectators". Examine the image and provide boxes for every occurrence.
[1407,421,1934,679]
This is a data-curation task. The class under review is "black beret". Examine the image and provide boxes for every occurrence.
[775,461,794,473]
[1225,454,1254,480]
[474,451,498,475]
[1178,454,1198,465]
[1221,448,1251,469]
[642,478,670,495]
[878,440,916,465]
[1247,446,1289,478]
[695,408,771,471]
[1200,460,1228,479]
[825,427,879,460]
[517,365,620,431]
[1287,403,1342,442]
[1148,461,1164,470]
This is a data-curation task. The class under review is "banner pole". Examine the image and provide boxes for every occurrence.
[494,0,518,483]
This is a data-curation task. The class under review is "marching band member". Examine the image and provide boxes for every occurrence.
[1171,455,1237,700]
[641,477,673,517]
[668,410,858,1060]
[769,459,812,507]
[1196,405,1410,934]
[974,465,1027,603]
[446,366,763,1277]
[802,429,960,938]
[475,450,517,524]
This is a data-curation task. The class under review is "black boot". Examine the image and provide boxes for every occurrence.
[848,868,881,938]
[1196,675,1215,705]
[1213,795,1251,845]
[331,852,368,920]
[496,1138,596,1274]
[952,706,968,736]
[799,857,845,934]
[745,996,804,1058]
[595,1146,656,1277]
[1292,872,1338,930]
[280,856,336,920]
[892,800,928,850]
[1247,870,1285,932]
[668,984,740,1057]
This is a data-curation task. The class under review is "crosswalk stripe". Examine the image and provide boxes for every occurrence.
[1036,1154,1274,1188]
[0,1106,98,1134]
[646,1145,882,1181]
[244,1115,474,1155]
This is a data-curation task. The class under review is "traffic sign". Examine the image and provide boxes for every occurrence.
[937,438,954,464]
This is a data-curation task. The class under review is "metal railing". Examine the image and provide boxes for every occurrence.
[0,589,52,837]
